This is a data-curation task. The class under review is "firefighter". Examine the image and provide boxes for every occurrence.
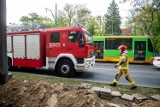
[110,45,137,89]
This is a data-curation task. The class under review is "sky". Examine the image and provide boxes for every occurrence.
[6,0,132,27]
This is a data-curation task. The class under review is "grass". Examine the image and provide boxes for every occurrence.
[12,72,160,97]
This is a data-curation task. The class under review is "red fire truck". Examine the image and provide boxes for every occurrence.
[7,26,95,77]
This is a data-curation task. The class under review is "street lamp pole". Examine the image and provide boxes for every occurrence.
[55,3,57,27]
[44,3,58,27]
[44,7,55,20]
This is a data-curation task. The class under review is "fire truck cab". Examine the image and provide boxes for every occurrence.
[7,26,95,77]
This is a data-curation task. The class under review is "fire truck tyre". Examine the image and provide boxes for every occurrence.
[57,60,75,77]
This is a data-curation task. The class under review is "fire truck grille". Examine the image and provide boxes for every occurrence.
[76,58,84,64]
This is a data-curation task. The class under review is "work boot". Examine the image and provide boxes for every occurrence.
[130,85,137,90]
[110,82,117,87]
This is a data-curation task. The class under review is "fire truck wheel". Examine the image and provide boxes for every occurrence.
[57,59,75,77]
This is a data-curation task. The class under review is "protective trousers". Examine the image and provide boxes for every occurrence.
[113,69,136,86]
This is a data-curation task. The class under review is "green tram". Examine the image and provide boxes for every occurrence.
[93,36,154,63]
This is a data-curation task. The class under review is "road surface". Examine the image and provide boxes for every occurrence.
[74,62,160,88]
[10,62,160,88]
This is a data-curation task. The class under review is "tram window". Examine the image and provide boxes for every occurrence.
[148,39,153,52]
[119,38,132,50]
[105,38,118,49]
[105,38,132,50]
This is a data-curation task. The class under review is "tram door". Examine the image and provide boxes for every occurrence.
[134,41,146,60]
[94,41,104,59]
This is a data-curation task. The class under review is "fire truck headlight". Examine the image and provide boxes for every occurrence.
[86,61,90,65]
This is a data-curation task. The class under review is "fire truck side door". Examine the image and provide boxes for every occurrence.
[67,31,85,58]
[47,32,60,57]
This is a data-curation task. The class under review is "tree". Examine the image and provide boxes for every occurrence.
[95,16,105,36]
[86,17,97,35]
[58,4,75,27]
[85,15,106,36]
[152,36,160,56]
[152,11,160,36]
[57,16,68,27]
[20,16,30,25]
[126,0,160,35]
[20,13,53,30]
[123,0,160,53]
[135,6,157,35]
[105,0,121,35]
[58,3,91,27]
[125,9,139,35]
[75,4,91,26]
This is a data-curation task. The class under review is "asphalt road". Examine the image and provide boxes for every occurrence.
[74,62,160,88]
[10,62,160,88]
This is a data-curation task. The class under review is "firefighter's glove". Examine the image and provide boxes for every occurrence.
[114,65,117,68]
[119,61,124,65]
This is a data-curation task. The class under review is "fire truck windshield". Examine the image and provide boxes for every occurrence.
[84,32,93,44]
